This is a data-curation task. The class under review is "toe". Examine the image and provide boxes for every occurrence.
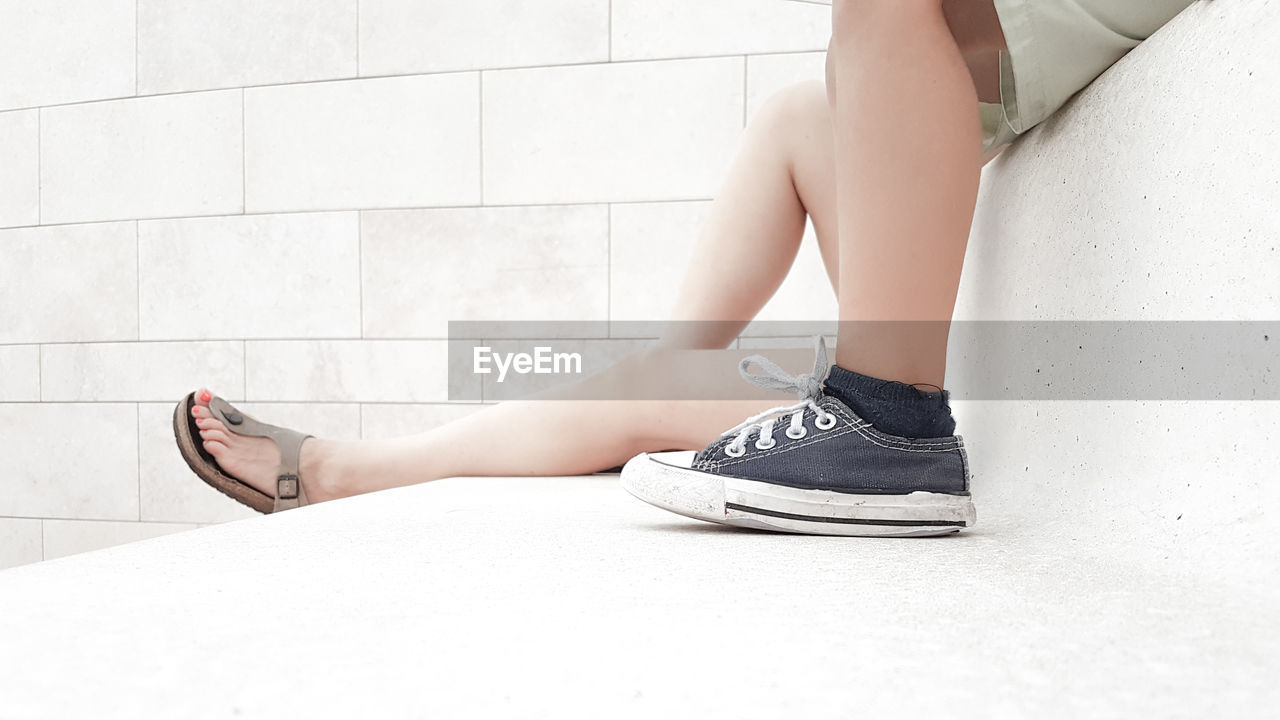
[203,438,229,455]
[194,415,226,432]
[195,388,213,407]
[191,398,224,424]
[199,427,232,445]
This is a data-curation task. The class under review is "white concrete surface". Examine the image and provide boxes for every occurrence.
[0,471,1275,718]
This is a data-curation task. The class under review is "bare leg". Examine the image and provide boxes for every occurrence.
[660,83,838,348]
[191,85,843,504]
[828,0,1005,387]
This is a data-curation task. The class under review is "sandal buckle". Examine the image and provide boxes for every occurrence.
[277,474,299,499]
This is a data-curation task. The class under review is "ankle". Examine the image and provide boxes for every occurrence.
[823,364,956,438]
[299,437,348,502]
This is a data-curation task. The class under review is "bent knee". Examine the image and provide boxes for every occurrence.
[748,81,829,133]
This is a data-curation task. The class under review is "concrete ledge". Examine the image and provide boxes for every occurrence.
[0,470,1276,717]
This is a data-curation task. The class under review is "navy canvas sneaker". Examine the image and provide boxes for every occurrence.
[621,338,976,537]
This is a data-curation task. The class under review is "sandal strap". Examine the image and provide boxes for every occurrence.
[208,396,314,513]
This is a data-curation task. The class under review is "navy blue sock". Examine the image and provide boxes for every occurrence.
[823,364,957,438]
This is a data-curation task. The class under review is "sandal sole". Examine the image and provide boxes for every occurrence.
[171,391,274,515]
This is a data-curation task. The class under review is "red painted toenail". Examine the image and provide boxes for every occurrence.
[200,390,211,403]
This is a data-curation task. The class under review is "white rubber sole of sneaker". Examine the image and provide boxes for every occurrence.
[620,451,976,538]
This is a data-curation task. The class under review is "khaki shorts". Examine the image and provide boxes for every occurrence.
[982,0,1195,152]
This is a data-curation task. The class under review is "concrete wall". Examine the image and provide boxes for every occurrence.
[951,0,1279,558]
[0,0,838,568]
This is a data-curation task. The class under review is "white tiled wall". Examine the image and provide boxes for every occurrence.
[0,222,139,344]
[361,206,610,337]
[41,91,245,224]
[0,110,39,228]
[0,0,834,570]
[138,212,363,340]
[244,74,481,211]
[482,57,745,204]
[0,0,136,110]
[358,0,610,75]
[137,0,359,94]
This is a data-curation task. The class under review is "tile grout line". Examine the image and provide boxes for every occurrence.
[36,109,41,225]
[36,343,42,401]
[40,519,45,562]
[478,71,485,205]
[136,403,142,521]
[608,0,613,62]
[355,0,361,75]
[742,55,749,128]
[1,335,686,348]
[241,88,247,213]
[357,212,364,337]
[3,514,201,526]
[134,0,139,95]
[0,400,500,407]
[135,221,141,340]
[606,204,612,325]
[0,198,716,233]
[0,49,829,115]
[4,392,513,401]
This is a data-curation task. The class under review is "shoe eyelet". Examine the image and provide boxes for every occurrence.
[786,426,807,440]
[755,437,776,450]
[724,444,746,458]
[815,413,837,430]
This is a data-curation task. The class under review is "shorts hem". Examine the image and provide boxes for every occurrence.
[992,0,1049,135]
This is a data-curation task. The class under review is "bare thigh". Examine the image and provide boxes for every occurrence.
[825,0,1006,102]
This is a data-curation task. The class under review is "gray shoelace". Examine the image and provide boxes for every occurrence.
[722,336,838,457]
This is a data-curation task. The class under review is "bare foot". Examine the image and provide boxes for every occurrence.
[190,388,342,504]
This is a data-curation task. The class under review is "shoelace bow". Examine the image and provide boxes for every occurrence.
[721,336,838,456]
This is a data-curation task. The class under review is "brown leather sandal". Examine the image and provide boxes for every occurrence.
[172,391,314,514]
